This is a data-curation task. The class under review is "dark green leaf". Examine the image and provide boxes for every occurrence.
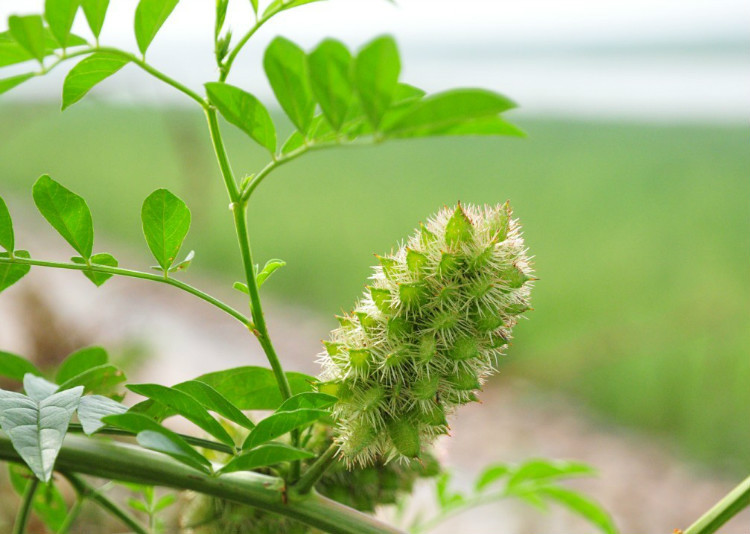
[173,380,254,430]
[82,0,110,38]
[353,36,400,129]
[134,0,179,56]
[262,0,324,19]
[198,367,315,411]
[475,463,510,491]
[32,175,94,258]
[383,89,516,137]
[103,413,211,472]
[242,408,326,449]
[62,52,128,110]
[277,392,336,412]
[308,39,353,131]
[141,188,191,272]
[8,15,46,63]
[0,196,14,252]
[0,73,36,96]
[205,82,276,155]
[0,250,31,293]
[264,37,315,134]
[71,252,118,286]
[45,0,82,48]
[0,385,83,482]
[539,486,618,534]
[256,259,285,287]
[8,465,68,532]
[57,364,125,395]
[219,443,313,474]
[0,351,41,382]
[56,346,108,384]
[127,383,235,446]
[77,394,127,434]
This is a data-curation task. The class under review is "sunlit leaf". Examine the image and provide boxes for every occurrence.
[173,380,254,430]
[205,82,276,155]
[256,259,285,287]
[277,392,336,412]
[32,175,94,258]
[0,29,87,68]
[219,443,313,474]
[0,250,31,293]
[71,252,118,286]
[353,36,400,129]
[44,0,82,48]
[56,346,108,384]
[262,0,324,19]
[264,37,315,134]
[141,188,191,272]
[308,39,354,131]
[57,364,125,396]
[242,408,327,449]
[134,0,179,55]
[81,0,110,38]
[0,196,14,252]
[8,15,46,63]
[539,486,618,534]
[0,351,41,382]
[62,52,128,110]
[475,463,511,491]
[0,73,35,96]
[198,367,315,411]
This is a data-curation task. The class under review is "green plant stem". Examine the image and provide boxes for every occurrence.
[56,496,83,534]
[0,435,405,534]
[293,443,339,495]
[683,474,750,534]
[412,492,507,534]
[241,144,312,201]
[12,477,38,534]
[0,256,252,327]
[66,423,236,455]
[219,15,271,82]
[62,472,149,534]
[205,107,241,200]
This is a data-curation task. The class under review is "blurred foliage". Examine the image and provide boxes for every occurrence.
[1,103,747,472]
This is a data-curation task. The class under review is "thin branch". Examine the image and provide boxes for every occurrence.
[12,477,38,534]
[293,443,339,495]
[683,473,750,534]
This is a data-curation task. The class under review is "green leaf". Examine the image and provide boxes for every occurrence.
[82,0,110,38]
[219,443,313,474]
[0,351,41,382]
[277,392,336,412]
[394,82,425,103]
[256,259,285,287]
[0,196,14,252]
[426,115,525,138]
[173,380,254,430]
[57,364,125,396]
[0,29,86,68]
[169,250,193,272]
[127,383,235,447]
[264,37,315,134]
[62,52,128,110]
[0,385,83,482]
[242,408,326,449]
[249,0,259,15]
[198,367,314,411]
[45,0,82,48]
[141,188,191,272]
[383,89,517,137]
[56,346,108,384]
[353,36,400,129]
[154,493,176,512]
[307,39,354,131]
[23,374,59,401]
[71,252,118,286]
[507,459,596,491]
[539,486,618,534]
[0,250,31,293]
[77,394,127,434]
[475,463,510,491]
[262,0,324,19]
[233,281,249,295]
[0,73,36,96]
[134,0,179,56]
[102,413,211,472]
[32,175,94,258]
[8,15,46,63]
[8,465,68,532]
[205,82,276,155]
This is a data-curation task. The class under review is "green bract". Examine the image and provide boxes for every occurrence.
[320,203,534,465]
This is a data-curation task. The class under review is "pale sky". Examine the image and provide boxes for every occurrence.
[2,0,748,121]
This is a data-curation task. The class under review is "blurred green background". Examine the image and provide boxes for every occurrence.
[1,103,747,472]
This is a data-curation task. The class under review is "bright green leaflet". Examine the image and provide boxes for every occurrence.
[205,82,276,155]
[44,0,81,48]
[56,346,108,384]
[81,0,110,38]
[57,364,125,395]
[8,15,46,63]
[32,175,94,259]
[141,188,191,272]
[0,386,83,482]
[0,250,31,293]
[539,486,617,534]
[307,39,354,131]
[0,73,35,96]
[134,0,180,56]
[62,52,129,110]
[256,259,286,287]
[0,196,13,251]
[0,351,42,382]
[219,443,314,474]
[353,35,400,129]
[243,408,328,449]
[277,392,337,411]
[264,37,315,134]
[172,380,255,430]
[71,252,119,286]
[262,0,324,19]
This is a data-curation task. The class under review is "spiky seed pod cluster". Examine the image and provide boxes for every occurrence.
[318,202,534,466]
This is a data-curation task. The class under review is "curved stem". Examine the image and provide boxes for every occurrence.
[293,443,339,495]
[12,477,38,534]
[683,474,750,534]
[241,144,311,201]
[62,472,149,534]
[0,435,405,534]
[205,107,240,200]
[219,16,271,82]
[56,496,83,534]
[0,256,252,327]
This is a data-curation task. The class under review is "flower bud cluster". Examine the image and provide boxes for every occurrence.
[319,203,533,466]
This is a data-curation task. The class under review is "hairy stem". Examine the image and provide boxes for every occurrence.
[0,256,252,327]
[0,435,405,534]
[62,472,149,534]
[12,477,38,534]
[683,473,750,534]
[293,443,339,495]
